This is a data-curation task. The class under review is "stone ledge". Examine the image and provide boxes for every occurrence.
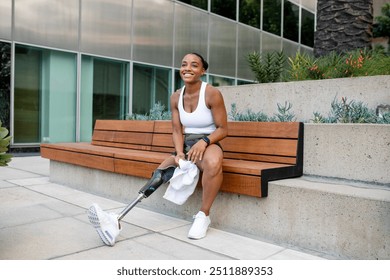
[49,160,390,259]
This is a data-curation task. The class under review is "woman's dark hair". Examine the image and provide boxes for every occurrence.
[191,52,209,70]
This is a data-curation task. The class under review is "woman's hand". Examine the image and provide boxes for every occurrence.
[174,152,186,165]
[187,140,208,163]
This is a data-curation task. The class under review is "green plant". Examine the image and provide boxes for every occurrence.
[229,102,295,122]
[126,102,171,120]
[287,52,317,80]
[229,103,268,121]
[247,51,286,83]
[311,97,383,124]
[0,120,12,166]
[286,49,390,81]
[270,102,296,122]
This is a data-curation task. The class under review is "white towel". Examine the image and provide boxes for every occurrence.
[163,159,199,205]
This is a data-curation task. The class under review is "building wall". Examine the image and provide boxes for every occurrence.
[0,0,317,146]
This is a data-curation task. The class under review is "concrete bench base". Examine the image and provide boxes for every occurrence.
[49,160,390,260]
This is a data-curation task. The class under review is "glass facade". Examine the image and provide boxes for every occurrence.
[132,64,172,115]
[14,45,77,144]
[0,0,316,146]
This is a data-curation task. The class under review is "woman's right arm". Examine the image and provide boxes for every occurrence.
[170,91,185,164]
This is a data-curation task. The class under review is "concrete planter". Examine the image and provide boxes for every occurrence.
[303,123,390,185]
[220,75,390,123]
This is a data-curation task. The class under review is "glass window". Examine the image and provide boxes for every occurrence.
[263,0,281,36]
[237,79,254,85]
[283,0,299,42]
[179,0,208,10]
[14,45,77,144]
[301,8,315,47]
[209,75,235,87]
[80,56,129,141]
[239,0,261,28]
[211,0,237,21]
[132,64,172,115]
[0,42,11,131]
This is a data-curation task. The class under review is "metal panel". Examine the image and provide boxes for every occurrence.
[261,32,282,53]
[174,3,209,68]
[209,15,236,77]
[0,0,12,40]
[237,25,261,80]
[14,0,79,50]
[80,0,132,59]
[132,0,174,66]
[282,39,299,57]
[300,0,317,12]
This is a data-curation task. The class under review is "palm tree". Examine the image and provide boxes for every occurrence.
[314,0,374,57]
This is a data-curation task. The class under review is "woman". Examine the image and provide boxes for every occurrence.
[88,53,227,245]
[158,52,228,239]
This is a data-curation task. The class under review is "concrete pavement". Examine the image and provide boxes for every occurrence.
[0,156,326,260]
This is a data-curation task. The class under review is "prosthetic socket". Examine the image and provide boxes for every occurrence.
[139,165,176,197]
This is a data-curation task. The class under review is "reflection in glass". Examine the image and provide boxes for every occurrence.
[211,0,236,20]
[283,0,299,42]
[263,0,281,35]
[14,45,77,143]
[133,64,172,115]
[239,0,261,28]
[209,75,235,87]
[179,0,208,10]
[80,56,128,141]
[301,9,315,47]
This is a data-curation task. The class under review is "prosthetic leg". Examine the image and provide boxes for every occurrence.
[87,165,176,246]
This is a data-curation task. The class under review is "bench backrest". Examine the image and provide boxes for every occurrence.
[92,120,303,166]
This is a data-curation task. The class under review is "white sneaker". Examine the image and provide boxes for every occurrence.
[188,211,211,239]
[87,203,121,246]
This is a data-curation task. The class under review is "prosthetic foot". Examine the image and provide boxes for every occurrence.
[88,165,176,246]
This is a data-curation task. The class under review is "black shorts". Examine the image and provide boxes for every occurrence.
[173,134,223,156]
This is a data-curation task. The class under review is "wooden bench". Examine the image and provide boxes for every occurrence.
[40,120,303,197]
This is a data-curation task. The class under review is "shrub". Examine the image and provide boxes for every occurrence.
[311,97,388,124]
[265,48,390,82]
[126,102,171,120]
[0,120,12,166]
[229,102,295,122]
[247,51,286,83]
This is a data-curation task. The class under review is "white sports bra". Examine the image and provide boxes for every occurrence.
[178,82,216,134]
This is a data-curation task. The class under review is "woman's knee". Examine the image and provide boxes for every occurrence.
[202,154,223,175]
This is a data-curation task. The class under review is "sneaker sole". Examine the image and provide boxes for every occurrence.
[87,205,115,246]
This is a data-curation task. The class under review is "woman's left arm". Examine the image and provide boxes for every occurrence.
[206,86,228,145]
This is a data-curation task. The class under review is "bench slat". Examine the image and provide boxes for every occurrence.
[94,119,155,132]
[40,146,115,172]
[227,121,300,138]
[223,152,296,165]
[222,159,292,176]
[221,137,298,158]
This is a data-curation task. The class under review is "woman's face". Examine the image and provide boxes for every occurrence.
[180,54,205,83]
